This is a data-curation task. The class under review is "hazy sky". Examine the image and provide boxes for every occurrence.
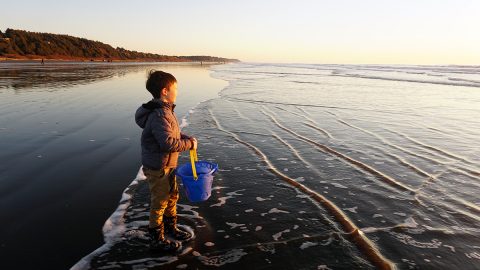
[2,0,479,64]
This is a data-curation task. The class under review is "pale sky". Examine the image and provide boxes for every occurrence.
[2,0,479,64]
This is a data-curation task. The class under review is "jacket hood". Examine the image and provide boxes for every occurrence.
[135,99,175,129]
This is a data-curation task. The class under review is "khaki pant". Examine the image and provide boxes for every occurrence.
[142,167,179,228]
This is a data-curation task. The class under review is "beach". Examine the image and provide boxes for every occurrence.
[0,62,226,269]
[2,62,480,269]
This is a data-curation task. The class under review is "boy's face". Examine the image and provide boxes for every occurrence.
[162,82,178,103]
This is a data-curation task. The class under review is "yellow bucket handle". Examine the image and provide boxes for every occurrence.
[190,149,198,180]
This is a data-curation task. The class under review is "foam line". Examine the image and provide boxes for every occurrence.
[270,133,323,177]
[332,73,480,88]
[368,145,431,178]
[296,106,312,116]
[261,110,415,194]
[264,111,480,219]
[273,106,304,117]
[409,165,480,221]
[225,97,414,116]
[270,102,334,139]
[209,109,397,270]
[303,122,333,139]
[384,127,478,167]
[264,105,480,222]
[234,108,250,120]
[443,193,480,214]
[366,132,480,187]
[447,167,480,181]
[415,164,480,216]
[231,130,272,137]
[361,217,419,233]
[414,194,480,223]
[336,118,447,166]
[418,122,478,141]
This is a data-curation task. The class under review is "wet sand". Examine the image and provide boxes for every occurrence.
[76,63,480,269]
[2,62,480,269]
[0,62,226,270]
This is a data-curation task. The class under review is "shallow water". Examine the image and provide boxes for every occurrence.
[201,63,480,269]
[0,62,227,270]
[2,62,479,269]
[80,63,480,270]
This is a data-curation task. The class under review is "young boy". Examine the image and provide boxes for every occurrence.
[135,70,197,252]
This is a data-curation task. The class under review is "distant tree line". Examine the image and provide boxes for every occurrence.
[0,29,239,62]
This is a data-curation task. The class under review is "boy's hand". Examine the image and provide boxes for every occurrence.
[191,138,198,150]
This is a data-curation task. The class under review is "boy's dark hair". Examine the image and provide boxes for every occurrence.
[146,70,177,99]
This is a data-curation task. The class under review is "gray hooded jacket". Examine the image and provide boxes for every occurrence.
[135,99,193,170]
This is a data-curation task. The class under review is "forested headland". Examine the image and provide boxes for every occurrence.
[0,29,239,62]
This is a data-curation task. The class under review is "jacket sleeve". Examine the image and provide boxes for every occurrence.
[151,114,193,152]
[180,132,192,140]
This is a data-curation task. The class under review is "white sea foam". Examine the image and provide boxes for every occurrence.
[390,232,442,248]
[341,72,480,88]
[124,229,148,240]
[177,204,203,220]
[179,102,202,129]
[210,197,229,207]
[199,249,248,266]
[300,241,318,250]
[331,183,348,189]
[403,217,418,228]
[295,176,305,182]
[212,186,227,190]
[361,217,418,233]
[344,206,358,213]
[361,227,379,233]
[226,222,245,229]
[272,229,291,241]
[444,245,456,252]
[268,208,289,214]
[260,208,290,217]
[451,226,480,233]
[210,189,245,207]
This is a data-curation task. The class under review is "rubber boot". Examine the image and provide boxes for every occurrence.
[148,225,180,252]
[164,215,192,241]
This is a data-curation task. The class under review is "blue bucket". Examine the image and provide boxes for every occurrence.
[176,161,218,202]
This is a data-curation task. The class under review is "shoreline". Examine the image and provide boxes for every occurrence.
[0,62,230,270]
[0,57,233,64]
[71,65,230,269]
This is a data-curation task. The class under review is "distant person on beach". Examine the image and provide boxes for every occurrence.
[135,70,197,252]
[41,58,44,64]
